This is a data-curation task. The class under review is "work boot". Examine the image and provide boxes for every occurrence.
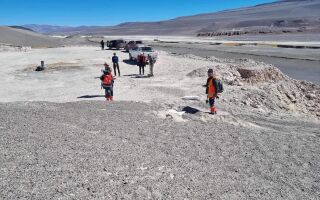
[210,107,217,114]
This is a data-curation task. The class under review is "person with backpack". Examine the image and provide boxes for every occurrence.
[205,69,221,114]
[101,40,105,50]
[137,53,147,75]
[100,65,115,101]
[112,53,120,76]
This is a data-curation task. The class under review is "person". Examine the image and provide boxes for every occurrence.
[148,54,156,76]
[137,53,147,75]
[101,40,104,50]
[100,65,115,101]
[205,69,219,114]
[103,62,110,70]
[112,53,120,76]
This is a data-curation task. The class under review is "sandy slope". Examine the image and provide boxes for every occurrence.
[0,26,63,48]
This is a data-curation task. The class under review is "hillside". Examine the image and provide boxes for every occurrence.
[0,26,63,47]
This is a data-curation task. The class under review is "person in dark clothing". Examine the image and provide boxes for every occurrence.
[112,53,120,76]
[137,53,147,75]
[206,68,219,114]
[101,40,105,50]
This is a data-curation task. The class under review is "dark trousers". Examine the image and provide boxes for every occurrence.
[209,98,215,107]
[101,45,104,50]
[139,65,145,75]
[113,63,120,76]
[139,66,144,75]
[104,86,113,97]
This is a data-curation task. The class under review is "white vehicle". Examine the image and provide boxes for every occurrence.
[129,46,158,62]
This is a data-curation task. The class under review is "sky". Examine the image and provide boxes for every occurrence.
[0,0,276,26]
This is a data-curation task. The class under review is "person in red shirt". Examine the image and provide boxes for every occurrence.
[137,53,147,75]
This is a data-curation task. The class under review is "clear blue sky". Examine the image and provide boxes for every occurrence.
[0,0,276,26]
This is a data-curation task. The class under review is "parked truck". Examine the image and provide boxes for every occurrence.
[125,40,143,52]
[107,40,126,50]
[129,45,158,62]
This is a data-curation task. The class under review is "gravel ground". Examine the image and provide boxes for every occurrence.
[0,101,319,199]
[0,45,319,199]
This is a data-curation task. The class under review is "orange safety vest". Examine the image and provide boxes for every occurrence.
[102,74,113,85]
[208,79,216,98]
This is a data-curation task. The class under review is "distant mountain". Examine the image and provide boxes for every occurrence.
[22,0,320,36]
[22,24,108,35]
[8,26,35,32]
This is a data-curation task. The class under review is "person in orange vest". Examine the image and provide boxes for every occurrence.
[100,64,115,101]
[205,69,219,114]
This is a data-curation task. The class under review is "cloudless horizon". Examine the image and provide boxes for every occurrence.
[0,0,276,26]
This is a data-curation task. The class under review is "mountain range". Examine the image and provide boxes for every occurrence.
[21,0,320,36]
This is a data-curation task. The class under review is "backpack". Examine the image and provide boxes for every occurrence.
[141,55,147,65]
[102,74,112,85]
[217,79,224,93]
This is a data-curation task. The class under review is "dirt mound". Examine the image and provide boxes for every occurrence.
[186,57,320,118]
[237,65,285,84]
[246,80,320,117]
[187,58,284,85]
[186,67,208,78]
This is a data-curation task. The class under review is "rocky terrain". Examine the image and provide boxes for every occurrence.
[0,35,319,199]
[185,55,320,118]
[1,99,319,199]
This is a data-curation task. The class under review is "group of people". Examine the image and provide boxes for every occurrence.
[137,53,155,76]
[108,52,155,77]
[100,50,223,114]
[100,52,157,100]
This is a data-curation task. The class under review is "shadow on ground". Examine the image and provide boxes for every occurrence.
[181,106,201,114]
[123,59,137,65]
[122,74,152,79]
[77,95,105,99]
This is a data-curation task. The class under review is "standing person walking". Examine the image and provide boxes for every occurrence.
[101,40,105,50]
[112,53,120,76]
[148,54,156,77]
